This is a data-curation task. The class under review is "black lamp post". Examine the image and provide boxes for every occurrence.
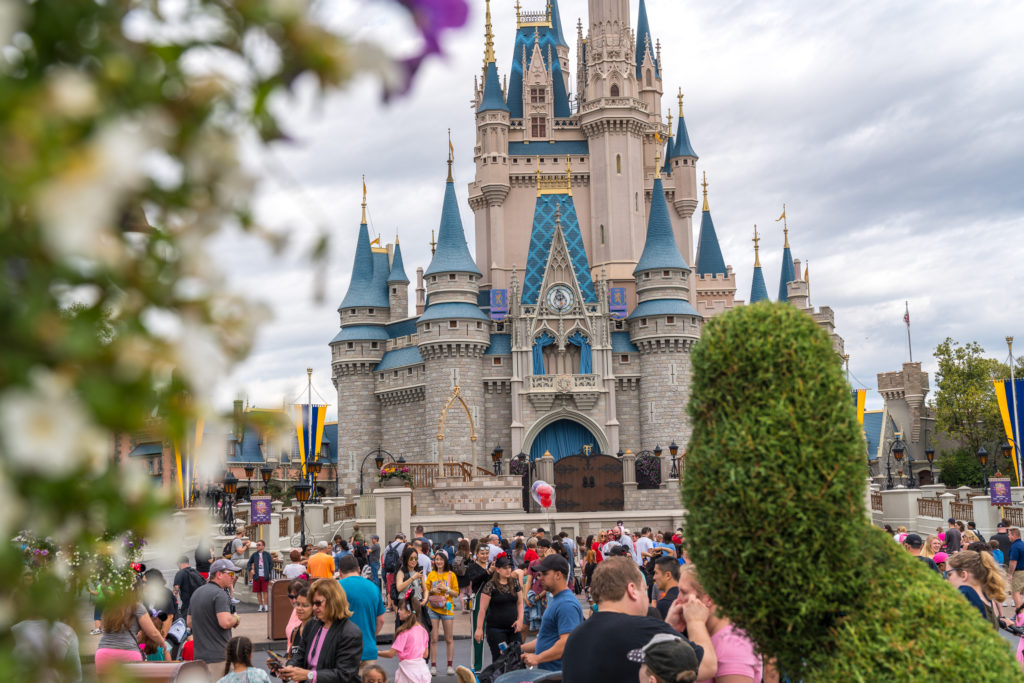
[260,465,273,494]
[653,444,663,458]
[669,442,680,479]
[886,436,906,489]
[977,446,989,486]
[360,446,396,495]
[924,448,935,484]
[492,444,504,475]
[310,460,323,502]
[222,471,238,535]
[243,464,255,501]
[294,482,311,549]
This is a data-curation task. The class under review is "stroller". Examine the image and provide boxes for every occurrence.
[477,639,526,683]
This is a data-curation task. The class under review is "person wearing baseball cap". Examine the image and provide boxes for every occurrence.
[629,632,700,683]
[520,552,583,673]
[187,558,242,678]
[903,534,939,573]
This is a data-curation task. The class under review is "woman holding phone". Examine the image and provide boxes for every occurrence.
[278,579,362,682]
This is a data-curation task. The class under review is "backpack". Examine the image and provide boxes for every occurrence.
[222,539,234,557]
[453,553,466,577]
[383,543,400,574]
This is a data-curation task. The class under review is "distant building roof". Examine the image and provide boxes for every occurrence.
[750,266,770,303]
[339,221,389,309]
[331,325,389,343]
[387,241,410,283]
[863,411,884,461]
[386,318,418,338]
[506,22,571,119]
[128,442,163,457]
[375,346,424,371]
[778,245,795,302]
[477,60,510,113]
[627,299,701,320]
[634,0,660,80]
[695,208,727,276]
[611,331,639,353]
[671,113,697,159]
[424,179,481,276]
[521,192,597,305]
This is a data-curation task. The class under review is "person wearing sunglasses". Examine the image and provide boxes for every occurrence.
[280,579,362,682]
[286,581,312,655]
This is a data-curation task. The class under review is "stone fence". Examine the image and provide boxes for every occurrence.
[870,483,1024,538]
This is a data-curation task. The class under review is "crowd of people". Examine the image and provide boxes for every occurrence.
[34,515,1024,682]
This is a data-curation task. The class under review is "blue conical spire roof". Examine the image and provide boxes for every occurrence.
[750,265,769,303]
[387,240,409,283]
[635,0,659,80]
[695,190,727,277]
[425,176,481,276]
[670,92,697,159]
[477,61,509,113]
[634,178,689,274]
[777,241,795,302]
[339,220,389,309]
[550,0,568,48]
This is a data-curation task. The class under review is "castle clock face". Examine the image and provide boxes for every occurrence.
[546,285,574,313]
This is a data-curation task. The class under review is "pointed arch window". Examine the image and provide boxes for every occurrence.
[610,84,620,97]
[645,71,652,87]
[532,332,556,375]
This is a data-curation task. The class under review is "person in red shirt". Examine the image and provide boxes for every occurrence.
[523,538,540,564]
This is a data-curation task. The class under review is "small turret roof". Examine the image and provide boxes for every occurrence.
[671,91,698,159]
[338,220,389,309]
[635,177,689,274]
[634,0,660,80]
[477,60,509,113]
[550,0,568,48]
[387,240,409,283]
[695,177,727,277]
[777,244,795,302]
[424,177,481,276]
[750,266,770,303]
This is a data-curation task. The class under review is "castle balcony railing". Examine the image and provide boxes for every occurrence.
[579,96,649,115]
[527,374,600,392]
[403,462,496,489]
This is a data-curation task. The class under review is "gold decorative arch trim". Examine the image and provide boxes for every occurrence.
[437,385,477,443]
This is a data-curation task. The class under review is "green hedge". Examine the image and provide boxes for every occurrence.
[683,302,1022,680]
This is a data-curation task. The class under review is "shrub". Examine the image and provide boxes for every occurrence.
[937,448,986,488]
[684,302,1022,680]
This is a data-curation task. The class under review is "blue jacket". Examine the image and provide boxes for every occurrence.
[247,550,273,580]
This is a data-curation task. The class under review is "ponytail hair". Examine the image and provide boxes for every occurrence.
[947,550,1007,603]
[223,636,253,677]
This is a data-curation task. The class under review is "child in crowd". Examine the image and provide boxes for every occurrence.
[217,636,271,683]
[362,664,388,683]
[378,591,431,683]
[629,632,700,683]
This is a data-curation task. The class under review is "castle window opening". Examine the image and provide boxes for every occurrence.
[614,320,624,330]
[476,322,482,329]
[621,355,630,363]
[449,320,458,328]
[645,71,652,87]
[424,323,431,330]
[580,157,585,163]
[370,342,378,349]
[408,368,413,375]
[600,224,605,244]
[643,272,650,279]
[635,193,639,211]
[393,371,398,378]
[367,308,375,315]
[347,342,354,350]
[616,154,621,174]
[449,273,456,280]
[493,357,502,365]
[531,117,546,138]
[496,322,505,332]
[666,316,675,324]
[610,84,619,97]
[530,87,545,104]
[392,287,397,294]
[663,270,670,277]
[640,318,648,327]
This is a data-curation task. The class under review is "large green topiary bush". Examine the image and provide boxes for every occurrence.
[683,302,1023,680]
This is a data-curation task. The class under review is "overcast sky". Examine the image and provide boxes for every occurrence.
[214,0,1024,419]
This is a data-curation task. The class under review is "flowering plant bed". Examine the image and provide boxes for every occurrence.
[379,464,413,487]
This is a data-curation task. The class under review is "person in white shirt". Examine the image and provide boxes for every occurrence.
[634,527,654,566]
[487,535,503,562]
[414,539,433,576]
[603,530,622,557]
[617,529,637,564]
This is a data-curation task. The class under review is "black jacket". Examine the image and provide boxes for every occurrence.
[287,617,362,683]
[246,550,273,580]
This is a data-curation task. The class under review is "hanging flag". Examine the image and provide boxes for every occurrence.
[775,208,786,222]
[173,419,204,508]
[804,262,809,283]
[370,236,381,247]
[490,289,509,321]
[294,404,328,477]
[449,138,455,158]
[362,176,366,198]
[994,379,1024,485]
[608,287,628,319]
[654,130,662,143]
[850,389,866,425]
[904,309,910,326]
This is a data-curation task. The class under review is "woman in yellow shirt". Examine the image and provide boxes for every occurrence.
[425,552,459,675]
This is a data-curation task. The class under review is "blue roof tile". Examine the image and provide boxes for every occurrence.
[750,266,769,303]
[550,0,568,48]
[611,332,639,353]
[695,209,727,276]
[521,192,597,305]
[506,25,571,119]
[634,0,660,80]
[627,299,701,320]
[418,302,489,322]
[635,178,689,273]
[508,140,588,156]
[331,325,389,343]
[425,179,481,276]
[375,346,424,371]
[388,242,409,283]
[386,318,418,338]
[339,221,389,309]
[477,61,510,113]
[484,333,511,355]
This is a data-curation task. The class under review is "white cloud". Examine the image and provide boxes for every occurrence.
[216,0,1024,417]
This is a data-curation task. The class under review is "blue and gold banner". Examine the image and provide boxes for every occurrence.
[850,389,866,425]
[294,404,327,477]
[994,379,1024,485]
[609,287,627,319]
[490,289,509,321]
[173,419,204,508]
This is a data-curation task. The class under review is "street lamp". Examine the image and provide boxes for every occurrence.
[243,464,255,501]
[310,460,323,502]
[360,447,396,495]
[924,448,935,484]
[294,482,311,549]
[222,471,238,535]
[616,448,624,459]
[977,446,989,486]
[887,435,906,489]
[492,444,504,475]
[669,442,679,479]
[1003,442,1014,483]
[653,444,663,458]
[260,465,273,494]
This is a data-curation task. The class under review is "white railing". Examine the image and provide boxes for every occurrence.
[527,374,600,392]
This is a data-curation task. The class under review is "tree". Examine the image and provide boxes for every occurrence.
[932,338,1004,453]
[936,448,985,488]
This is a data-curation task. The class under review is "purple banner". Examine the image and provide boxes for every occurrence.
[990,478,1013,506]
[490,289,508,321]
[609,287,627,319]
[250,495,272,524]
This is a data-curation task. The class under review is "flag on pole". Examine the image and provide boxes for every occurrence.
[449,138,455,159]
[654,130,662,143]
[994,379,1023,485]
[804,262,809,283]
[904,307,910,326]
[370,236,381,247]
[294,404,328,477]
[851,390,866,425]
[362,176,366,198]
[776,208,786,222]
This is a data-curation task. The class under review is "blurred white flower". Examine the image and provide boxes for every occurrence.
[0,370,106,475]
[0,1,22,50]
[120,459,151,505]
[175,319,227,398]
[46,67,99,118]
[34,114,169,265]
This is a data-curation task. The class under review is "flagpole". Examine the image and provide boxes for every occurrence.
[1010,337,1022,485]
[904,301,913,363]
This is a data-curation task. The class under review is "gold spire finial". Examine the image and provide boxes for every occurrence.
[361,174,367,223]
[483,0,495,66]
[515,0,521,25]
[566,156,573,194]
[446,128,454,182]
[429,229,436,255]
[666,110,673,137]
[395,232,400,245]
[535,156,542,196]
[654,144,661,179]
[677,88,684,117]
[752,224,761,268]
[782,203,789,247]
[701,171,709,211]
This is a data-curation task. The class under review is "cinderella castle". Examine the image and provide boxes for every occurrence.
[327,0,845,498]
